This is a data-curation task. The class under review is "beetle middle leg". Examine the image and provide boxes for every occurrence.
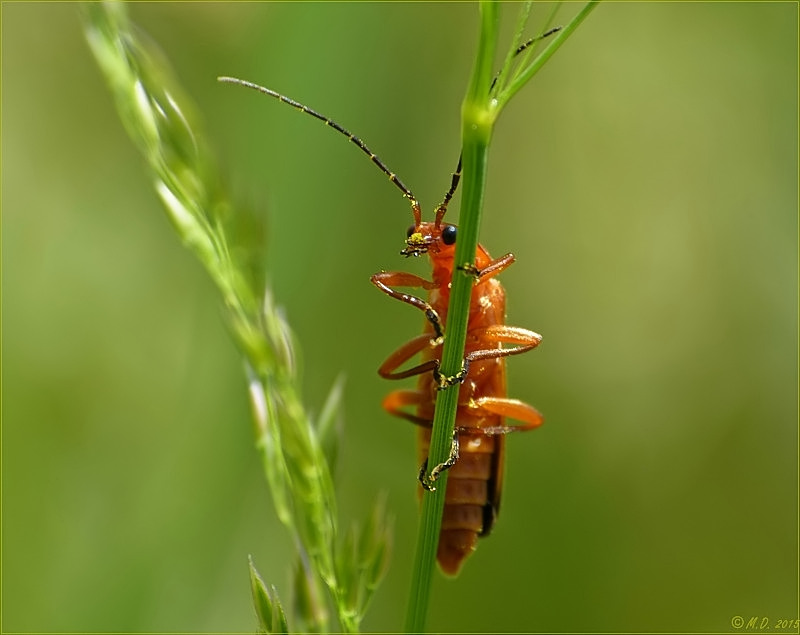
[432,325,543,391]
[469,396,544,433]
[464,325,543,364]
[376,333,441,381]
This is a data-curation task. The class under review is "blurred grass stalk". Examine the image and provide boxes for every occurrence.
[404,2,598,632]
[82,3,389,633]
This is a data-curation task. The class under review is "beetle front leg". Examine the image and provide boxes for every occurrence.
[370,270,444,342]
[458,253,516,284]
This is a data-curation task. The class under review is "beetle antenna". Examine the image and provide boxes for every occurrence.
[219,76,422,221]
[433,25,562,219]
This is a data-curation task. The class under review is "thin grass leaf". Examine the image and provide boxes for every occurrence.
[356,495,392,614]
[496,1,600,113]
[316,375,346,473]
[249,364,293,528]
[292,552,329,634]
[509,4,561,88]
[337,525,361,631]
[250,557,289,635]
[495,1,534,97]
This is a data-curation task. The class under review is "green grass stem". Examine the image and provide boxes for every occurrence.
[404,4,499,633]
[404,2,597,632]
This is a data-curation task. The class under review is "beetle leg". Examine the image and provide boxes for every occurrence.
[370,271,444,342]
[418,458,430,489]
[433,359,471,391]
[464,325,542,364]
[433,325,541,390]
[378,333,441,380]
[468,397,544,433]
[458,253,516,283]
[419,429,460,491]
[381,389,433,427]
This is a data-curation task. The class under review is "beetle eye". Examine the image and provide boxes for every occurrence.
[441,224,457,245]
[406,224,416,238]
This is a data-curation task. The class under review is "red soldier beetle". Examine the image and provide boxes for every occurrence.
[219,28,555,575]
[370,181,544,576]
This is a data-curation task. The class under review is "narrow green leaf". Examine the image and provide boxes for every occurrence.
[496,1,600,112]
[359,495,392,604]
[316,375,346,473]
[494,1,534,99]
[293,554,329,634]
[249,365,293,528]
[249,556,289,635]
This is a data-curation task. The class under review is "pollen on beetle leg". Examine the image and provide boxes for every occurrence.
[424,308,445,342]
[419,430,460,491]
[418,458,435,491]
[457,262,481,281]
[433,359,471,391]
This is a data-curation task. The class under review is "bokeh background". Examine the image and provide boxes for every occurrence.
[3,3,797,633]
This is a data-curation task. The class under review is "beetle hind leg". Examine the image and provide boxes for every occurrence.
[419,429,460,491]
[381,389,433,427]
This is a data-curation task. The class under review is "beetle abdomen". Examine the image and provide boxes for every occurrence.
[418,428,502,575]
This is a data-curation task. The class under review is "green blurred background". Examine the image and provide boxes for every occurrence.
[3,3,797,633]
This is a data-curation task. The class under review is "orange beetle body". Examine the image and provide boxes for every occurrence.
[372,216,543,575]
